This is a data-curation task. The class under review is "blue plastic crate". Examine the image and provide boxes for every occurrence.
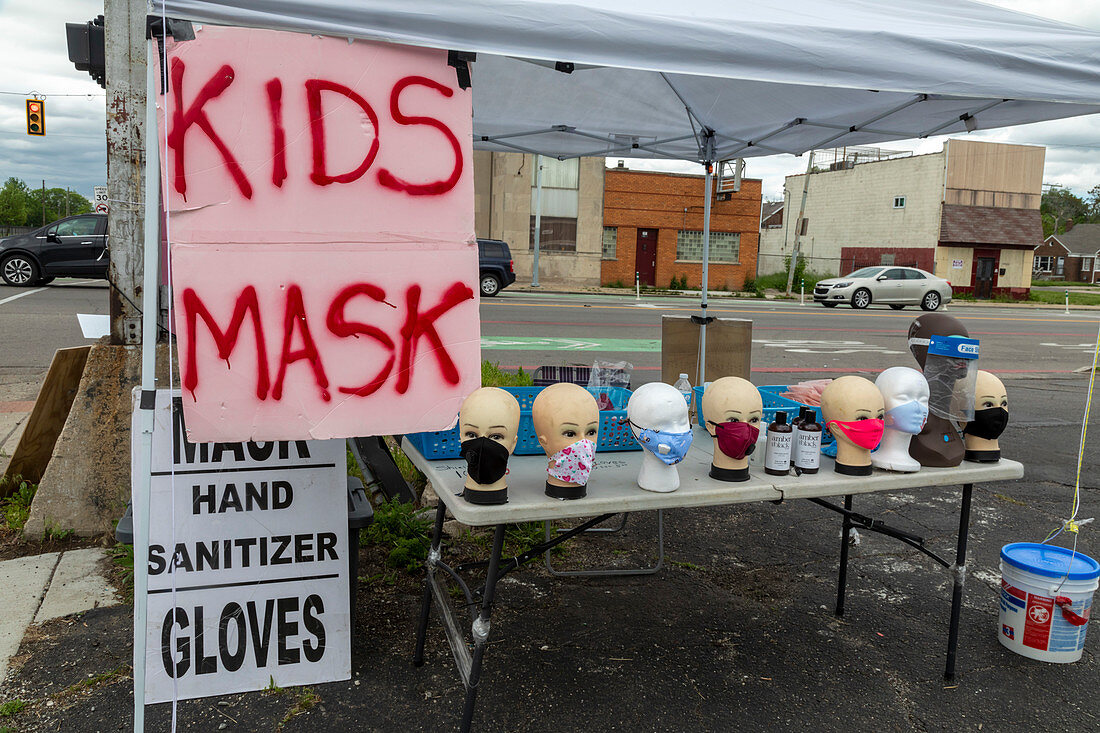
[403,386,640,460]
[693,384,834,446]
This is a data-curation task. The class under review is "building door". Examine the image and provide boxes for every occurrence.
[975,257,997,299]
[635,229,658,286]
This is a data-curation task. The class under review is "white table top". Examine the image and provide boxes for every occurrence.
[401,426,1023,526]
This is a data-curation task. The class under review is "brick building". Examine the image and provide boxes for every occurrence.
[1035,223,1100,283]
[601,167,762,290]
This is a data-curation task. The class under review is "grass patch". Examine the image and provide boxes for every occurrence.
[668,559,704,571]
[278,688,320,729]
[0,700,26,717]
[0,475,37,532]
[1032,280,1098,287]
[481,360,534,388]
[1029,290,1100,306]
[346,446,365,483]
[109,542,135,595]
[364,499,431,572]
[61,667,128,696]
[753,270,832,293]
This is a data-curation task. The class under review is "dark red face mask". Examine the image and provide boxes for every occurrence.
[708,420,759,459]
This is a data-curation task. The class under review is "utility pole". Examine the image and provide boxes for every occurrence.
[104,0,147,345]
[66,187,70,217]
[785,151,815,296]
[41,180,46,225]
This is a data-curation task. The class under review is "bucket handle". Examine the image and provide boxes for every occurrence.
[1055,596,1090,627]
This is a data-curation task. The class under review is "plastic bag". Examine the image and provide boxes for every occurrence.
[587,360,633,409]
[923,335,979,423]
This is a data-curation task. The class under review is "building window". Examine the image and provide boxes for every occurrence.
[530,157,579,252]
[893,196,906,208]
[1057,257,1065,276]
[1034,256,1053,272]
[602,227,617,259]
[1084,257,1094,273]
[676,230,740,263]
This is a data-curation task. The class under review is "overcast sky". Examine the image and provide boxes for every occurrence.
[1,0,1099,202]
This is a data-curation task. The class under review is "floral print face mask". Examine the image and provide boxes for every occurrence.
[547,438,597,485]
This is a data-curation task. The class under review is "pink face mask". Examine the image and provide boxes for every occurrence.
[548,438,596,485]
[827,418,885,450]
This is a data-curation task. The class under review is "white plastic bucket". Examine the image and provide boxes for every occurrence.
[998,542,1100,663]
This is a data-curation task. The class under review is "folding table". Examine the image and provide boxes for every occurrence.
[403,427,1023,732]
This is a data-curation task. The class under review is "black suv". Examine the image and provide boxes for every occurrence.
[0,213,109,286]
[477,238,515,297]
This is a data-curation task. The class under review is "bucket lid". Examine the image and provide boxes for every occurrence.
[1001,542,1100,581]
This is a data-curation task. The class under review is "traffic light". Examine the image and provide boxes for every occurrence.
[26,100,45,136]
[65,16,105,88]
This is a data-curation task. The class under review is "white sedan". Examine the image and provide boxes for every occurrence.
[813,266,952,311]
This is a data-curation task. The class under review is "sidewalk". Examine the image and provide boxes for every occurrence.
[0,549,119,688]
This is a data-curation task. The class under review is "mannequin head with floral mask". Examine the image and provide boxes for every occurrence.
[963,370,1008,462]
[701,376,763,481]
[871,367,929,473]
[821,375,885,476]
[532,383,600,499]
[458,388,521,504]
[626,382,694,492]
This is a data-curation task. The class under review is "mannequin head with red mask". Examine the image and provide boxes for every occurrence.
[701,376,763,475]
[821,376,885,475]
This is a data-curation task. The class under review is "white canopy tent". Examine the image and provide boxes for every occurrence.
[152,0,1100,380]
[133,2,1100,728]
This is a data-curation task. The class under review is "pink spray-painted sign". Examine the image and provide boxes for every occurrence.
[159,27,479,441]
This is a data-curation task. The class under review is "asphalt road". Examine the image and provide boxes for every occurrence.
[481,290,1100,380]
[0,280,108,383]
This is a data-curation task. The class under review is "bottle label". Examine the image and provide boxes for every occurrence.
[795,430,821,469]
[765,430,792,472]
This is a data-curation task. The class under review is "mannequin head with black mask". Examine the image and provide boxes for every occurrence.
[701,376,763,482]
[459,388,521,504]
[963,370,1008,462]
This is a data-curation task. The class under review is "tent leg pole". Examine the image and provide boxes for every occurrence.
[133,37,162,733]
[698,161,713,386]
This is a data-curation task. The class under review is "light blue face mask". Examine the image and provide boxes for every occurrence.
[630,421,694,465]
[885,400,929,435]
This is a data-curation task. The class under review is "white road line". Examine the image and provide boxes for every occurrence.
[0,287,47,306]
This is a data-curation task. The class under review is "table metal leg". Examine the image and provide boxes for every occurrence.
[461,524,506,733]
[944,483,973,683]
[835,494,854,617]
[413,501,448,668]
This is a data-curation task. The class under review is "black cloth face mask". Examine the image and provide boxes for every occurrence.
[965,407,1008,440]
[460,437,511,484]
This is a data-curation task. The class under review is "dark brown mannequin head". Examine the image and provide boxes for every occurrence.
[908,314,968,368]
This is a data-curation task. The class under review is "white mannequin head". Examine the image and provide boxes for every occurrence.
[871,367,929,472]
[626,382,692,492]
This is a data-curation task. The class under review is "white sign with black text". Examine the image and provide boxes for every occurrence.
[93,185,108,214]
[133,389,350,704]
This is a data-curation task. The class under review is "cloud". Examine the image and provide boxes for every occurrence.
[0,0,106,200]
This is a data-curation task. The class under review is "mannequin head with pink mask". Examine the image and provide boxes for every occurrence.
[820,376,885,476]
[533,383,600,499]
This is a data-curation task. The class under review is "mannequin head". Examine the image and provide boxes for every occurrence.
[458,388,521,500]
[964,370,1008,462]
[871,367,928,472]
[820,376,885,474]
[532,383,600,495]
[701,377,763,472]
[626,382,693,492]
[908,313,968,368]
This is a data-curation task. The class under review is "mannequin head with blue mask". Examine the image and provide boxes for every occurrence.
[626,382,693,492]
[871,366,929,473]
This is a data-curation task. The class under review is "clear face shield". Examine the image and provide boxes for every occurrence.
[918,335,980,423]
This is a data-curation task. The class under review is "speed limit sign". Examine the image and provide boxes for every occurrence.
[94,186,108,214]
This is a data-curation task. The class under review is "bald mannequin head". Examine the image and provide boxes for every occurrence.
[459,387,521,454]
[532,383,600,457]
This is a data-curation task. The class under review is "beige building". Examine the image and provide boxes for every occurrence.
[762,140,1043,298]
[473,151,605,286]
